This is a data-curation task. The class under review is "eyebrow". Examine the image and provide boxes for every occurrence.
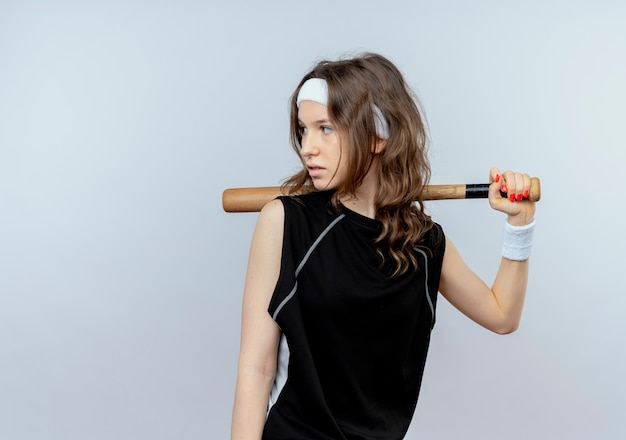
[297,118,332,125]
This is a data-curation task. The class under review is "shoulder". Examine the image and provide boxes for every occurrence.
[432,222,446,246]
[278,190,333,209]
[423,221,446,249]
[253,199,285,241]
[416,221,446,265]
[277,191,334,220]
[260,198,285,219]
[256,193,333,237]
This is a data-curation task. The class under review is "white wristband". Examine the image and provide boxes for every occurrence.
[501,220,535,261]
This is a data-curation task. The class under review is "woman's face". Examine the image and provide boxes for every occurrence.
[297,100,348,191]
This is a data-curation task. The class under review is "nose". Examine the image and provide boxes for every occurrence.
[300,133,318,158]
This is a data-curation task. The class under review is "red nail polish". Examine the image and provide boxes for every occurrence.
[523,189,529,199]
[510,194,516,202]
[502,184,508,193]
[495,174,500,183]
[517,194,523,202]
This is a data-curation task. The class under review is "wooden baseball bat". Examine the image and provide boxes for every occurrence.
[222,177,540,212]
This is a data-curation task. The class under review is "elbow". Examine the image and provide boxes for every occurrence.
[492,319,520,335]
[489,307,524,335]
[494,326,518,335]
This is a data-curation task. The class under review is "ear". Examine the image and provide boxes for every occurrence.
[373,137,387,154]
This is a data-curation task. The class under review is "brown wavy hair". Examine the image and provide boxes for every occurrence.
[282,53,434,276]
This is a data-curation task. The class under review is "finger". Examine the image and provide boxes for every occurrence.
[522,173,531,199]
[514,173,524,202]
[501,170,515,199]
[489,167,501,184]
[488,167,504,203]
[488,168,503,203]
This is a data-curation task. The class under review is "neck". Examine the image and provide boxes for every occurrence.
[339,158,379,219]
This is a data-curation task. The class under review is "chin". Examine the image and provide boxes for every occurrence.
[313,181,337,191]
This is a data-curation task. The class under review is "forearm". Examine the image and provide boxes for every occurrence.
[490,257,529,334]
[231,366,275,439]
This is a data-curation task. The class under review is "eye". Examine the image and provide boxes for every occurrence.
[298,125,307,136]
[321,126,332,134]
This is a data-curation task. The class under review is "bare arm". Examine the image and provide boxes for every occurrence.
[439,169,536,334]
[231,200,284,439]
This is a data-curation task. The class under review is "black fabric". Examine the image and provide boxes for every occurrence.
[264,191,445,440]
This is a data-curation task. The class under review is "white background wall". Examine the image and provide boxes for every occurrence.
[1,1,625,438]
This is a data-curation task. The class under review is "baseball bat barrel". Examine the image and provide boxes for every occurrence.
[222,177,540,213]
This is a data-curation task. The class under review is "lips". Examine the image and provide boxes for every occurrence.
[307,164,324,178]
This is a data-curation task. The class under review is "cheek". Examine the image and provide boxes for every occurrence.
[333,152,350,183]
[331,146,345,171]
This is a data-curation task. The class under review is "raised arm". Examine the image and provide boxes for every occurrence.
[231,200,284,439]
[438,168,536,334]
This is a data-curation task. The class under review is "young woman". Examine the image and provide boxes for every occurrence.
[231,53,536,440]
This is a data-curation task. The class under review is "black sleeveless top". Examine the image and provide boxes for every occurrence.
[264,191,446,440]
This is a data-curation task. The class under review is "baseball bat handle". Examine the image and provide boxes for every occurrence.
[222,177,540,212]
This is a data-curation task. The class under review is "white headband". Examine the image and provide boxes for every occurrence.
[296,77,390,140]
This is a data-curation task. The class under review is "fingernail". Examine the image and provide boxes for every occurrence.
[495,174,500,183]
[517,194,523,202]
[523,189,529,199]
[510,194,516,202]
[502,184,508,193]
